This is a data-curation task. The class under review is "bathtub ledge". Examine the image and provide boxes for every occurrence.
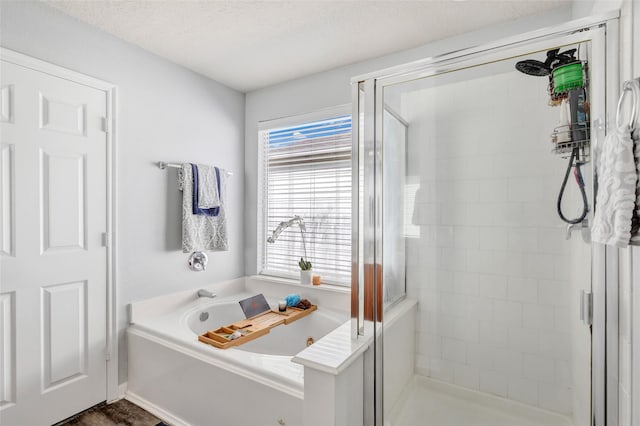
[292,320,371,375]
[292,298,417,376]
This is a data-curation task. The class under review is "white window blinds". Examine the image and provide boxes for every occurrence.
[260,114,352,285]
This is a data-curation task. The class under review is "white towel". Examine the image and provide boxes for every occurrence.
[591,126,638,247]
[631,128,640,244]
[179,164,228,253]
[197,164,220,209]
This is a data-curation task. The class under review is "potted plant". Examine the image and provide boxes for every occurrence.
[298,257,313,285]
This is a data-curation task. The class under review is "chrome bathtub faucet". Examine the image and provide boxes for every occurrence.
[197,289,216,298]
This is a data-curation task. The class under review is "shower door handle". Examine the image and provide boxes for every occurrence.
[580,290,593,326]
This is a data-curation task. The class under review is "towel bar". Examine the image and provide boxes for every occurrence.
[157,161,233,176]
[616,78,639,129]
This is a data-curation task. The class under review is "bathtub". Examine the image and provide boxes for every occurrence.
[127,286,348,426]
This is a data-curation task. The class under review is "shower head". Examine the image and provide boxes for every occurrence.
[515,60,551,76]
[515,48,560,77]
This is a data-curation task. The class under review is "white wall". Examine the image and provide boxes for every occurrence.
[0,1,246,384]
[244,7,573,277]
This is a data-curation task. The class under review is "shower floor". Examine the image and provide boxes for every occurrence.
[386,376,573,426]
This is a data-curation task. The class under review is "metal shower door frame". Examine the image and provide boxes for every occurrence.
[351,11,620,426]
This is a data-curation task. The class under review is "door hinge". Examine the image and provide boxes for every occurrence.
[105,346,111,361]
[101,117,113,134]
[580,290,593,326]
[102,232,111,248]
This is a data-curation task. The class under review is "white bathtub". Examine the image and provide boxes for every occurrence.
[127,285,348,426]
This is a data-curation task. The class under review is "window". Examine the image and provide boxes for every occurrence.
[259,109,352,285]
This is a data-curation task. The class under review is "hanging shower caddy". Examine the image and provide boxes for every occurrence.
[516,47,591,227]
[550,62,590,164]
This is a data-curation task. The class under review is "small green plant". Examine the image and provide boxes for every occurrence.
[298,257,312,271]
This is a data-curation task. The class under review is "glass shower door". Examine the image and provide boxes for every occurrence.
[354,21,614,426]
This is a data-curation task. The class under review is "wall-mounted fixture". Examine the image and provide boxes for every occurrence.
[188,251,208,271]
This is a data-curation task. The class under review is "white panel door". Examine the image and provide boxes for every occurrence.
[0,59,108,425]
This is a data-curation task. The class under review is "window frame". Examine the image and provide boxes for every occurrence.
[257,104,352,286]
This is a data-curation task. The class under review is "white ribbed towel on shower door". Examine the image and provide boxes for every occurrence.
[591,126,637,247]
[631,128,640,244]
[179,164,228,252]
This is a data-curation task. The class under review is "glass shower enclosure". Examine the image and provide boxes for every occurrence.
[352,15,619,426]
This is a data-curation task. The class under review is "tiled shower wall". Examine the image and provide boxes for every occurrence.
[401,69,588,416]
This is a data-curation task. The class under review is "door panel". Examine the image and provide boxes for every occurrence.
[0,291,16,409]
[0,59,108,426]
[41,151,87,252]
[0,143,14,257]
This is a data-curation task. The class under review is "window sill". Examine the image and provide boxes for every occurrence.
[251,274,351,295]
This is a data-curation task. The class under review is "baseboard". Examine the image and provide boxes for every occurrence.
[106,382,128,403]
[118,382,128,399]
[125,390,191,426]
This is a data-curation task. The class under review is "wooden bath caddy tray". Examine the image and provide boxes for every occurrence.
[198,304,317,349]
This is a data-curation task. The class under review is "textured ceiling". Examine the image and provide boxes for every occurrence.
[44,0,570,92]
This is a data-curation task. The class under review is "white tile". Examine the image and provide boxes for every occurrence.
[538,331,571,359]
[479,321,508,347]
[522,304,555,330]
[507,277,538,303]
[538,383,571,415]
[477,179,508,203]
[438,292,468,317]
[508,229,539,252]
[507,178,543,203]
[554,306,570,333]
[429,358,455,382]
[466,296,494,320]
[478,274,508,299]
[442,338,467,363]
[438,315,479,342]
[537,228,571,255]
[553,255,571,281]
[479,370,508,397]
[416,202,439,225]
[523,253,556,280]
[471,204,496,226]
[508,376,539,406]
[555,359,571,387]
[478,227,508,251]
[441,180,479,203]
[435,269,454,292]
[453,271,479,295]
[493,300,523,326]
[508,327,540,353]
[435,226,454,248]
[417,246,438,271]
[415,354,430,375]
[466,343,494,370]
[453,364,480,390]
[468,250,522,276]
[538,280,570,306]
[523,354,555,383]
[417,332,441,358]
[492,349,523,376]
[454,226,479,249]
[439,247,468,272]
[493,203,524,228]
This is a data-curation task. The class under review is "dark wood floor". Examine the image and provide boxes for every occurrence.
[55,399,167,426]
